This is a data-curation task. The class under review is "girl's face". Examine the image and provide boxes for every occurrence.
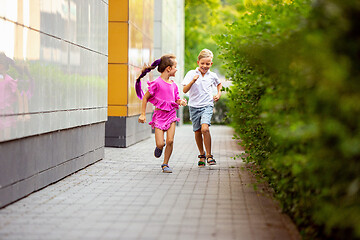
[168,59,178,77]
[197,57,213,75]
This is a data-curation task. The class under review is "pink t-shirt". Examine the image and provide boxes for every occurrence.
[147,77,180,111]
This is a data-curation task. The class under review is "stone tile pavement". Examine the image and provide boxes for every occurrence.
[0,125,301,240]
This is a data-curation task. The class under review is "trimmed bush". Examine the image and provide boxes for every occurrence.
[216,0,360,239]
[182,95,231,125]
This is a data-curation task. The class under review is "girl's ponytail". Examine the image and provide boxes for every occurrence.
[135,59,161,99]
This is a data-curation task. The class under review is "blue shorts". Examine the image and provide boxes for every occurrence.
[189,105,214,132]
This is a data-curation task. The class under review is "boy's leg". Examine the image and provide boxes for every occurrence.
[195,129,205,155]
[163,122,176,165]
[201,123,212,158]
[200,106,215,162]
[190,106,205,156]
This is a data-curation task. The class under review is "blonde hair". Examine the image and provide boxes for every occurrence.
[198,49,213,61]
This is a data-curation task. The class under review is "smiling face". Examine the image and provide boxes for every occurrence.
[197,57,213,75]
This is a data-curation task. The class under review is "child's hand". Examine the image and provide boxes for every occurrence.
[138,114,146,123]
[192,75,199,82]
[180,99,187,106]
[213,93,221,102]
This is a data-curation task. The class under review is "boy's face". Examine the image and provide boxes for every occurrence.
[197,57,213,75]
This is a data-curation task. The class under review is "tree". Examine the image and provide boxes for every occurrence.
[185,0,244,73]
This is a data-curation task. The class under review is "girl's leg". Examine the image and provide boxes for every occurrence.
[194,129,205,155]
[154,128,165,149]
[201,123,212,158]
[163,122,176,165]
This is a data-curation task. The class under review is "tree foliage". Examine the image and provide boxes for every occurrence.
[216,0,360,239]
[184,0,244,73]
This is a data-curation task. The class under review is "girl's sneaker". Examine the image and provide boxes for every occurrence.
[161,164,172,173]
[154,147,163,158]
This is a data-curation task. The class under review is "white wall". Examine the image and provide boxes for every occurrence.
[153,0,185,122]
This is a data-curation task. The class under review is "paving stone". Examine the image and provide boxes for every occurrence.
[0,125,300,240]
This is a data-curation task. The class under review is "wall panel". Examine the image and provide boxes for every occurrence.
[0,0,108,207]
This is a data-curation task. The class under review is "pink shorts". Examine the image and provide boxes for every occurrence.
[149,108,180,131]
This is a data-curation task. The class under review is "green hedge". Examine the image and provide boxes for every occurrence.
[216,0,360,239]
[182,95,231,125]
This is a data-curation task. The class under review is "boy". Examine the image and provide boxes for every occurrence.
[182,49,222,166]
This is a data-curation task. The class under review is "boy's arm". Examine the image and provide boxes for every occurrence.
[213,83,222,102]
[138,91,151,123]
[183,75,199,93]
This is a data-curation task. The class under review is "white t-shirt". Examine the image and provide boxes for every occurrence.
[181,68,221,108]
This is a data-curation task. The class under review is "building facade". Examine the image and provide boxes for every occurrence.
[0,0,108,208]
[0,0,184,207]
[106,0,184,147]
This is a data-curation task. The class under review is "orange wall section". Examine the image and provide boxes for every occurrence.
[109,0,128,22]
[108,64,128,106]
[108,22,128,64]
[108,0,154,118]
[108,106,128,117]
[108,0,129,117]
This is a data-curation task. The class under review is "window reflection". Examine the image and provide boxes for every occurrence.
[0,0,108,142]
[0,52,33,139]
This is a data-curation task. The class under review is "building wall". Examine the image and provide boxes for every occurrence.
[106,0,153,148]
[154,0,185,123]
[0,0,108,208]
[106,0,184,147]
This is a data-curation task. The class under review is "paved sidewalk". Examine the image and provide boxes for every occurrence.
[0,125,300,240]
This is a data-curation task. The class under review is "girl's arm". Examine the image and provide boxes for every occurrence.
[138,91,151,123]
[213,83,222,102]
[176,98,187,106]
[183,75,199,93]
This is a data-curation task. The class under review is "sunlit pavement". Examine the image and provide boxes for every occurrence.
[0,125,300,240]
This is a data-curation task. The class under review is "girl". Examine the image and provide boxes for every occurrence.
[136,54,187,173]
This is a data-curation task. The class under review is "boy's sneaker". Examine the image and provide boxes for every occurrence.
[154,147,163,158]
[198,154,206,167]
[206,155,216,165]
